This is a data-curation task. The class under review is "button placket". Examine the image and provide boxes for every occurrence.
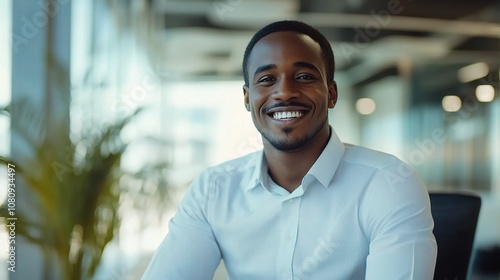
[277,196,301,279]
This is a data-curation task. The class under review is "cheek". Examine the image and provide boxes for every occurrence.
[312,89,330,109]
[250,93,268,113]
[249,105,263,128]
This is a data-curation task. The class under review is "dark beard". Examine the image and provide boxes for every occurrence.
[260,118,328,152]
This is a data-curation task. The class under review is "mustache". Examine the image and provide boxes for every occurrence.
[264,101,312,113]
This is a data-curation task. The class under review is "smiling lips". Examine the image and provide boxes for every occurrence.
[272,111,304,120]
[266,104,311,121]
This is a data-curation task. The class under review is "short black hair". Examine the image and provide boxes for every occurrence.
[242,20,335,86]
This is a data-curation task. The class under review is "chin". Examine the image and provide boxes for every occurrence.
[263,131,312,152]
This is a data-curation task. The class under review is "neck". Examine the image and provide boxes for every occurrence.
[264,125,331,193]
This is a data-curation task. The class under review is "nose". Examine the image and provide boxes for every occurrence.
[272,77,300,101]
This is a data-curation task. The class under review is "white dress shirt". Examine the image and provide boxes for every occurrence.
[142,129,437,280]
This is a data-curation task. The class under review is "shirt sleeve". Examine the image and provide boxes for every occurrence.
[142,171,222,280]
[362,160,437,280]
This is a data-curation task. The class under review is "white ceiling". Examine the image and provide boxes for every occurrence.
[146,0,500,87]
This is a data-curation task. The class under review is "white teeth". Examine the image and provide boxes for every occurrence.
[272,111,303,120]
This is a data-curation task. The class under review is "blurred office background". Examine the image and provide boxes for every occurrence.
[0,0,499,279]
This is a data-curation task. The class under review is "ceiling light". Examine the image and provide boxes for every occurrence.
[476,85,495,102]
[457,62,489,83]
[442,95,462,112]
[356,98,376,115]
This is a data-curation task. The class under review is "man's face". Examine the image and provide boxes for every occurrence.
[243,31,337,152]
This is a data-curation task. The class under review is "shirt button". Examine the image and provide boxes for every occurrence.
[281,271,290,279]
[288,199,294,205]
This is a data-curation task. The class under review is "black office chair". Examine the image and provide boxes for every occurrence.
[429,192,482,280]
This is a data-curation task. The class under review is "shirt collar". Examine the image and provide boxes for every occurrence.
[244,127,345,191]
[307,127,345,188]
[244,150,266,192]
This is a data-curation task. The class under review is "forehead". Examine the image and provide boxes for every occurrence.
[247,31,324,72]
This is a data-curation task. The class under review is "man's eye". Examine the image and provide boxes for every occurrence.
[297,74,315,80]
[258,76,275,83]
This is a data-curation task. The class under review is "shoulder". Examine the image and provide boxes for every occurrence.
[344,146,433,238]
[190,150,262,194]
[340,143,426,202]
[180,151,262,217]
[205,150,262,177]
[342,143,403,171]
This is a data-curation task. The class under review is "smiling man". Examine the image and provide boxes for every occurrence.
[243,29,337,193]
[142,20,437,280]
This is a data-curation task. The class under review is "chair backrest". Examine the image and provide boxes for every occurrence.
[429,192,482,280]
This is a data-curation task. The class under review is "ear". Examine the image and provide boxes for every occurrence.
[328,82,338,109]
[243,85,250,111]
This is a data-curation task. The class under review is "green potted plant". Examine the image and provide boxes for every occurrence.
[0,104,170,279]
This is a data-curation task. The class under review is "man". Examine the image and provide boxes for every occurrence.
[142,20,437,279]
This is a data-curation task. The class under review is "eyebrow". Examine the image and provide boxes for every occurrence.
[253,64,276,78]
[293,61,321,74]
[252,61,322,79]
